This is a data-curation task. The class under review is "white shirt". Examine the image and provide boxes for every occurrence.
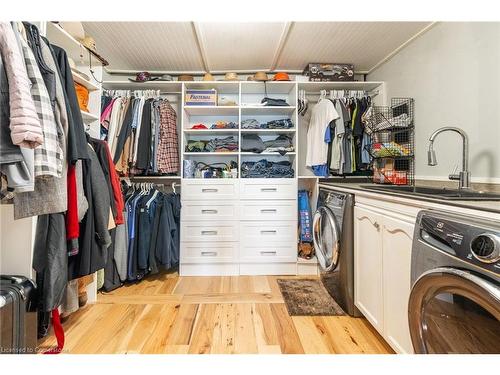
[306,99,339,166]
[107,97,122,152]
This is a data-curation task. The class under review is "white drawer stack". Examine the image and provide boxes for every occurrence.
[239,179,298,275]
[180,179,240,275]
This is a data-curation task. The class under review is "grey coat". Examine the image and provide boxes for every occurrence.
[13,35,68,219]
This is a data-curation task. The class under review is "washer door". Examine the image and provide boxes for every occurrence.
[312,206,340,272]
[408,267,500,353]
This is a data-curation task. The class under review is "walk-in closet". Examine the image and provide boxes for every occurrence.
[1,7,499,363]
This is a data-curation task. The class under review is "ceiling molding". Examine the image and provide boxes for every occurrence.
[367,22,438,74]
[105,68,305,75]
[191,22,210,73]
[270,22,294,71]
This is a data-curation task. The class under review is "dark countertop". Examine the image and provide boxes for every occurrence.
[318,182,500,215]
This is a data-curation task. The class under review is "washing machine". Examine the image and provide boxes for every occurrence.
[409,210,500,353]
[313,187,361,317]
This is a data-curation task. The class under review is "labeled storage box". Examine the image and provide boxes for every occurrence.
[185,89,217,106]
[303,63,355,81]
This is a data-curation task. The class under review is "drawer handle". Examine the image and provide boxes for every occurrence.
[261,188,277,192]
[260,251,277,256]
[260,209,277,213]
[201,209,218,214]
[201,251,218,257]
[201,230,218,235]
[202,188,218,193]
[261,230,277,234]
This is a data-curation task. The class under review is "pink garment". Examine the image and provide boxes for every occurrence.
[100,98,116,130]
[0,22,43,148]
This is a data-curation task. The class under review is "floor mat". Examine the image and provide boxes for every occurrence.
[277,279,346,316]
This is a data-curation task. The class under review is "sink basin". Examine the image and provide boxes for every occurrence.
[361,185,500,201]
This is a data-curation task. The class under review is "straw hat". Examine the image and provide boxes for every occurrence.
[224,72,239,81]
[253,71,269,81]
[177,74,194,81]
[202,73,215,81]
[80,36,97,53]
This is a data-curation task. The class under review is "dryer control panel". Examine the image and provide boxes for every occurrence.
[418,211,500,273]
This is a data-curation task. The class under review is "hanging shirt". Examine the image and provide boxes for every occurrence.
[306,99,339,166]
[330,100,346,172]
[156,100,179,175]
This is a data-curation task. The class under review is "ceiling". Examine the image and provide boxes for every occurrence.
[82,22,433,74]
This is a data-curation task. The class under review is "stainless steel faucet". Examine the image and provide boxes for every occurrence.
[427,127,471,190]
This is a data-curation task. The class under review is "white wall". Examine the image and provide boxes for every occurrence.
[368,22,500,183]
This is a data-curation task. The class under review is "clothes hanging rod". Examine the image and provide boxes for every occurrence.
[103,90,182,95]
[303,89,380,96]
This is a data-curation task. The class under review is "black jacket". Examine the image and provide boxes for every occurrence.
[68,143,111,280]
[49,44,89,163]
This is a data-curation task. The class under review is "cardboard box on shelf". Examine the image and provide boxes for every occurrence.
[185,89,217,106]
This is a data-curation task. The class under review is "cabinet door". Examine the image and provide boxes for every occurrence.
[382,216,414,354]
[354,206,384,334]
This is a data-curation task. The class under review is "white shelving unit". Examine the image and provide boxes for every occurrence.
[45,22,104,139]
[80,110,100,123]
[72,71,100,91]
[180,81,298,179]
[178,80,385,275]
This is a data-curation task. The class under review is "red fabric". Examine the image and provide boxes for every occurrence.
[43,309,64,354]
[103,141,125,225]
[191,124,207,129]
[66,164,79,240]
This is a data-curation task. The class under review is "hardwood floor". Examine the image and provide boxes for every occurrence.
[38,272,393,354]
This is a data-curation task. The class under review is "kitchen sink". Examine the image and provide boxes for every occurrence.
[361,185,500,201]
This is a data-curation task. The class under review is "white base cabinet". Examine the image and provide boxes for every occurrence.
[382,215,413,354]
[354,203,414,354]
[354,206,384,333]
[180,179,298,276]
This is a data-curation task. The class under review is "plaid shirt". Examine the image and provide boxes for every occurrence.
[20,38,63,178]
[156,101,179,174]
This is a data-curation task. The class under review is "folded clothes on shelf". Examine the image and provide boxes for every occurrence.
[210,121,238,129]
[186,140,207,152]
[241,118,294,129]
[191,124,208,129]
[261,97,290,107]
[262,118,293,129]
[241,159,294,178]
[241,118,261,129]
[242,134,294,155]
[185,136,238,152]
[263,134,294,154]
[205,136,239,152]
[241,134,265,153]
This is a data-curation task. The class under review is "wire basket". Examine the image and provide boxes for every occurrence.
[367,98,415,185]
[366,98,414,133]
